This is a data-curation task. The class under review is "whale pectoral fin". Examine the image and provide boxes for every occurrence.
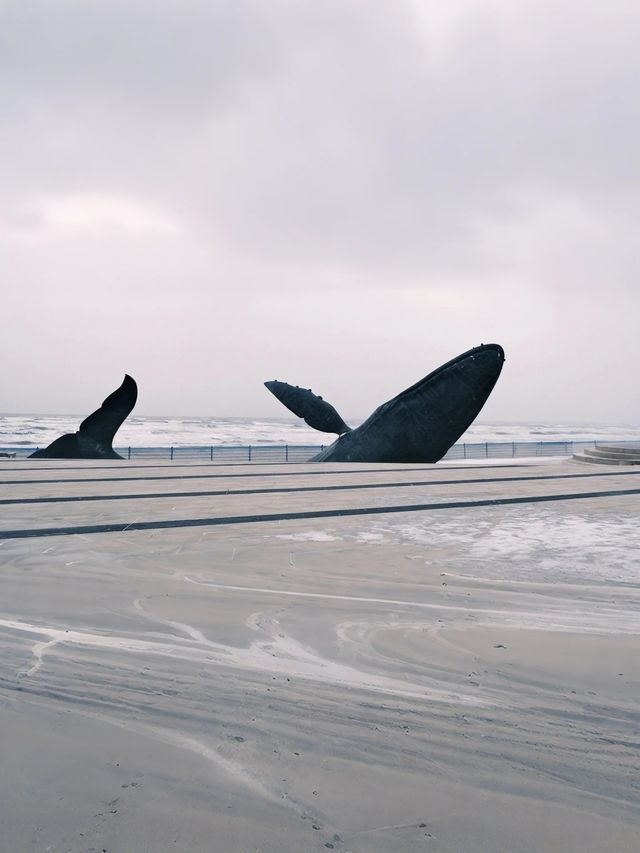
[79,374,138,446]
[304,413,351,435]
[264,379,350,435]
[264,380,307,419]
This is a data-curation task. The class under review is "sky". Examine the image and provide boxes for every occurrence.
[1,0,639,421]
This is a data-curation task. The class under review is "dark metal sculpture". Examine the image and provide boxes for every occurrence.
[312,344,504,462]
[264,380,351,435]
[29,375,138,460]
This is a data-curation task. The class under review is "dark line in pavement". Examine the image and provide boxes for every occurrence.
[1,461,535,473]
[2,468,640,506]
[1,460,329,472]
[0,464,532,486]
[2,486,640,540]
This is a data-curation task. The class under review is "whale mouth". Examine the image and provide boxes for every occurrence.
[392,344,505,403]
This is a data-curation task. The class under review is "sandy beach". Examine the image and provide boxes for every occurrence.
[1,458,639,852]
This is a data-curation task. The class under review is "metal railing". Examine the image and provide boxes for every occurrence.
[3,439,640,462]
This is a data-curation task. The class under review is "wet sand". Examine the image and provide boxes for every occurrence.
[0,459,639,852]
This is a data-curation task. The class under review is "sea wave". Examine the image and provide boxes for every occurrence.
[1,414,639,448]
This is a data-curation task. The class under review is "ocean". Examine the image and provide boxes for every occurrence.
[2,414,640,450]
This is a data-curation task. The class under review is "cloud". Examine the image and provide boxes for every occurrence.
[0,0,639,418]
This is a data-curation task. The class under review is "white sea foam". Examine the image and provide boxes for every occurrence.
[1,413,640,449]
[0,414,329,448]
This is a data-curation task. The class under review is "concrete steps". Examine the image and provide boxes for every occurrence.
[572,445,640,465]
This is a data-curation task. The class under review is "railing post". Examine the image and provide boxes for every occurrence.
[170,446,174,461]
[210,445,213,461]
[285,444,289,462]
[463,443,467,459]
[485,442,488,458]
[248,445,252,462]
[128,446,131,460]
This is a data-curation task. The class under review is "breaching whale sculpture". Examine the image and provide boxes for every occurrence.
[266,344,505,463]
[29,374,138,460]
[264,381,351,435]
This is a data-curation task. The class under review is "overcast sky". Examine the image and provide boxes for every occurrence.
[1,0,639,421]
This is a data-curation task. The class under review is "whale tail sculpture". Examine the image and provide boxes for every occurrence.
[264,380,351,435]
[311,344,505,463]
[29,374,138,460]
